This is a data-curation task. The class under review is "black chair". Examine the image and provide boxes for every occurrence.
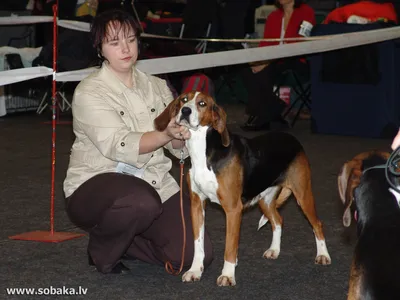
[273,62,312,127]
[270,9,329,127]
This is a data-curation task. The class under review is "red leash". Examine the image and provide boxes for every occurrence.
[165,149,187,275]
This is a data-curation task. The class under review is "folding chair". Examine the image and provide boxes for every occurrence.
[274,63,311,127]
[36,83,72,115]
[269,11,325,127]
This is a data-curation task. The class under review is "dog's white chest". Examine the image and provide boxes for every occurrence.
[190,165,220,204]
[187,126,220,204]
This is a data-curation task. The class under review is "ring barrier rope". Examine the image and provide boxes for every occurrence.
[1,25,400,86]
[0,66,52,86]
[0,15,53,25]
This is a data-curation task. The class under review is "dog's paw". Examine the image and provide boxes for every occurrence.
[263,248,280,259]
[315,254,331,265]
[182,269,203,282]
[217,275,236,286]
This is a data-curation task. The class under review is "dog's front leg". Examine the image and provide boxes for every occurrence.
[217,204,242,287]
[182,188,206,283]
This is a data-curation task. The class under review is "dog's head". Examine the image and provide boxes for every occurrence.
[154,91,230,147]
[337,150,390,227]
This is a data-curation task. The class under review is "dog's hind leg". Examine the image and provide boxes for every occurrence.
[258,187,292,231]
[287,152,331,265]
[276,187,293,207]
[258,186,284,259]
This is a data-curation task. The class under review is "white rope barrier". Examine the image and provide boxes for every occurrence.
[0,15,53,25]
[135,26,400,75]
[56,67,97,82]
[1,15,400,86]
[0,15,91,31]
[57,19,90,32]
[1,25,400,86]
[0,66,52,86]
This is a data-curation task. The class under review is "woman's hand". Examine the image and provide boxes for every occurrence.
[139,118,190,154]
[391,128,400,150]
[251,64,268,73]
[164,118,191,141]
[249,60,271,73]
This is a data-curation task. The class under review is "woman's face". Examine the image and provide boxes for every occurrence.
[101,21,138,73]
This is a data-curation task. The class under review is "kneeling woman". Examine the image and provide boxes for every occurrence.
[63,9,213,274]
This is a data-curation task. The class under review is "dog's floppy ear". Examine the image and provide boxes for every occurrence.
[338,160,362,227]
[154,98,181,132]
[211,103,230,147]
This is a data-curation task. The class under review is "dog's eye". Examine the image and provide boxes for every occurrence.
[181,97,188,103]
[198,101,206,107]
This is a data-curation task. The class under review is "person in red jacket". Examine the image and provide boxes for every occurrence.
[241,0,315,131]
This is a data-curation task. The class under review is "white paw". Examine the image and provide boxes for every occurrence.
[263,248,280,259]
[315,254,331,265]
[216,274,236,286]
[182,269,203,282]
[314,237,331,265]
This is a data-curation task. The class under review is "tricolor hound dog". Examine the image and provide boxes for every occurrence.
[155,91,331,286]
[338,150,400,299]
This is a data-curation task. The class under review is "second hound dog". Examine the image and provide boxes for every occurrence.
[154,91,331,286]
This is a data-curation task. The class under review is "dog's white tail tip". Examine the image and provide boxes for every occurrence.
[258,215,269,231]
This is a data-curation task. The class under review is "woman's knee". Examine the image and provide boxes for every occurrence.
[87,176,163,232]
[114,181,163,221]
[133,190,163,220]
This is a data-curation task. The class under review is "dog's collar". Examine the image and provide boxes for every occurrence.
[362,164,386,175]
[363,164,400,208]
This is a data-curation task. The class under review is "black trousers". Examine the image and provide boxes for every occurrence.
[66,172,213,273]
[241,58,308,122]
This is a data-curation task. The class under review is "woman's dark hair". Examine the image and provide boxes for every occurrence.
[90,9,142,65]
[275,0,304,9]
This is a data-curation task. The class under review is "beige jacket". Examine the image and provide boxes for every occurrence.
[63,63,188,202]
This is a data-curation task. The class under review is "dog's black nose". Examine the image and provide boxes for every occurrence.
[181,107,192,116]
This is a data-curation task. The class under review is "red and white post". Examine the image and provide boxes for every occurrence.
[9,3,85,243]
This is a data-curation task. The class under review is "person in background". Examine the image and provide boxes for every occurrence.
[241,0,315,131]
[63,9,213,274]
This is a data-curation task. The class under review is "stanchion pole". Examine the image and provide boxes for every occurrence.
[50,2,58,234]
[9,4,85,243]
[41,0,71,125]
